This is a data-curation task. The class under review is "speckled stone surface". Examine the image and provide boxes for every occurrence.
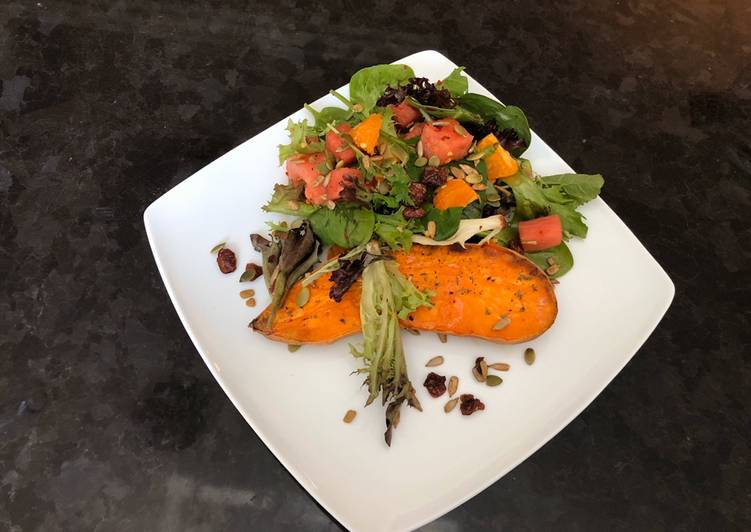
[1,1,750,530]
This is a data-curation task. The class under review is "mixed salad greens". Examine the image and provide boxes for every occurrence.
[252,64,603,445]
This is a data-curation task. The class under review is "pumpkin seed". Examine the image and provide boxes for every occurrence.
[431,121,447,127]
[453,124,468,136]
[472,367,485,383]
[489,362,510,371]
[296,286,310,308]
[493,316,511,330]
[486,375,503,387]
[428,155,441,167]
[417,140,424,158]
[239,289,255,299]
[459,163,477,175]
[343,409,357,423]
[546,264,560,276]
[245,298,256,307]
[287,344,301,353]
[426,356,444,367]
[524,347,536,365]
[362,156,370,170]
[437,333,448,343]
[466,151,485,161]
[472,183,487,191]
[444,398,459,413]
[547,257,557,266]
[210,242,225,253]
[479,358,488,379]
[414,156,428,167]
[335,159,346,168]
[326,159,334,171]
[448,376,458,397]
[464,173,483,184]
[450,166,466,180]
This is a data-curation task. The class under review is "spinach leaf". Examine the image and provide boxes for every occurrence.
[539,173,604,206]
[525,242,574,279]
[304,103,351,132]
[457,94,531,156]
[350,64,415,113]
[374,211,414,251]
[423,207,462,241]
[437,67,468,98]
[461,200,483,219]
[277,119,323,164]
[263,183,319,217]
[406,97,483,124]
[308,206,375,247]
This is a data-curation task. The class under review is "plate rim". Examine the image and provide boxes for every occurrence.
[144,49,675,531]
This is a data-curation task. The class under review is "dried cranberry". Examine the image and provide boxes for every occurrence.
[403,206,426,219]
[423,372,446,398]
[422,166,448,188]
[216,248,237,274]
[459,394,485,415]
[408,182,427,205]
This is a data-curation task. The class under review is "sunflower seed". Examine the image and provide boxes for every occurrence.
[450,166,466,180]
[240,289,255,299]
[444,398,459,413]
[546,264,560,276]
[466,151,485,161]
[493,316,511,330]
[210,242,226,253]
[547,257,557,266]
[448,376,458,397]
[417,140,424,158]
[489,362,510,371]
[472,367,485,383]
[326,200,336,210]
[288,344,301,353]
[335,159,346,168]
[431,121,448,127]
[426,356,444,367]
[437,333,448,343]
[453,124,468,136]
[245,298,256,307]
[362,156,370,170]
[486,375,503,387]
[414,156,428,167]
[480,358,488,379]
[343,409,357,423]
[472,183,487,191]
[352,103,364,113]
[524,347,536,365]
[428,155,441,167]
[296,286,310,307]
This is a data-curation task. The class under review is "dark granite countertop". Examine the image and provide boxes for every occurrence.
[2,1,750,530]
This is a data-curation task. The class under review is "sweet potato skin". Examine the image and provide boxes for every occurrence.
[251,243,557,344]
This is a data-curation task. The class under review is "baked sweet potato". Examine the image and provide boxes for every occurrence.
[251,243,557,344]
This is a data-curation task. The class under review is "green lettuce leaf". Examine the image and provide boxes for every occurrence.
[277,119,323,165]
[437,67,468,97]
[350,64,415,113]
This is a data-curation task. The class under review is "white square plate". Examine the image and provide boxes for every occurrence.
[144,50,674,531]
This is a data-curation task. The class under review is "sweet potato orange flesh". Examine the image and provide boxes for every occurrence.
[251,243,557,344]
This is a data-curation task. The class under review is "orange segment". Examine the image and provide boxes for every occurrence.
[350,113,382,155]
[433,178,479,210]
[477,133,518,180]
